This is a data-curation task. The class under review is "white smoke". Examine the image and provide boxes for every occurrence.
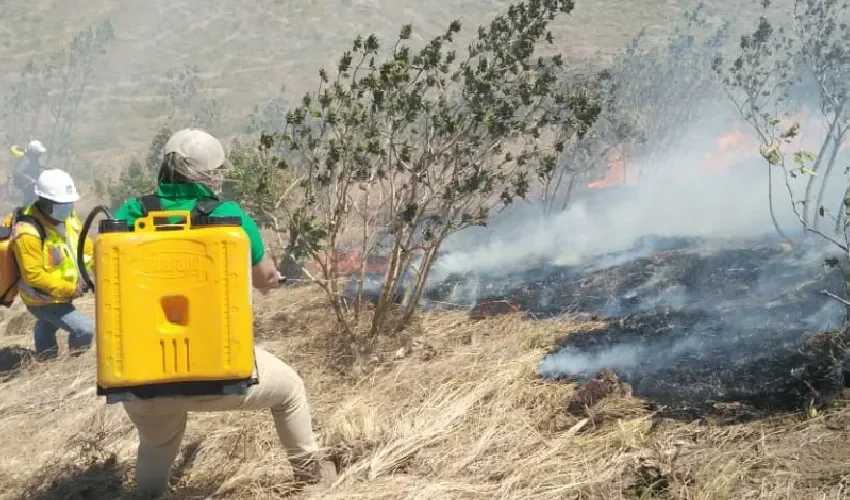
[538,336,703,379]
[429,111,850,284]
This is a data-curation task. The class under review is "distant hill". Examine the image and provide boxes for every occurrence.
[0,0,774,185]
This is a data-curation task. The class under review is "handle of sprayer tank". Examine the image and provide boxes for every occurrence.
[77,205,115,293]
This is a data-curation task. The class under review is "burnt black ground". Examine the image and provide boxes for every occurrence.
[548,311,849,416]
[420,235,850,415]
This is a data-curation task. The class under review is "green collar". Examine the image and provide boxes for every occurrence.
[155,183,217,199]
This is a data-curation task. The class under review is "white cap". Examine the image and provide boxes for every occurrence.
[164,128,231,173]
[27,140,46,154]
[34,169,80,203]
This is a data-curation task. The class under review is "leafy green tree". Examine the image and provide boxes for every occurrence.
[222,137,301,250]
[249,0,596,336]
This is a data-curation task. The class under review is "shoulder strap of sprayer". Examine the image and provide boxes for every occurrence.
[12,207,46,242]
[137,195,224,224]
[192,198,225,218]
[138,194,162,215]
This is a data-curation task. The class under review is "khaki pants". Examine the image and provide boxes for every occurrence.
[121,347,319,496]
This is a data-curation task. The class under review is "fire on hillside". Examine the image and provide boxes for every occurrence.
[329,116,850,419]
[586,111,850,190]
[338,237,850,418]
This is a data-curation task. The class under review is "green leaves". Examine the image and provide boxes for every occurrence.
[760,144,781,165]
[793,150,817,174]
[259,132,275,151]
[779,122,799,140]
[263,0,588,333]
[287,210,330,260]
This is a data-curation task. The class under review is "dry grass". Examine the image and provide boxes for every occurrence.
[0,3,842,498]
[1,285,850,499]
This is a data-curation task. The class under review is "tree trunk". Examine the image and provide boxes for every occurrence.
[369,233,405,336]
[833,183,850,235]
[767,163,791,243]
[812,131,843,232]
[400,245,440,327]
[802,105,843,227]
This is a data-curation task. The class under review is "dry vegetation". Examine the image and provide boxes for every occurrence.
[1,286,850,499]
[0,0,767,171]
[3,1,850,499]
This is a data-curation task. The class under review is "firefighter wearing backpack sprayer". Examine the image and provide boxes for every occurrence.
[9,168,95,359]
[110,128,336,497]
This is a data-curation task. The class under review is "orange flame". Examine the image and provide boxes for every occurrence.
[587,140,639,189]
[586,151,628,189]
[586,108,849,190]
[335,250,389,275]
[701,121,759,173]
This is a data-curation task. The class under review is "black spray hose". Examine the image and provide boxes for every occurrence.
[77,205,114,292]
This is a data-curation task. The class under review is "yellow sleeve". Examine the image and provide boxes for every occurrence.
[11,232,77,300]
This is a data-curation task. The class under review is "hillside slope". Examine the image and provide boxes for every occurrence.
[0,0,767,172]
[0,286,848,499]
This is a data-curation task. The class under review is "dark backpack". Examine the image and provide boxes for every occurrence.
[136,195,225,227]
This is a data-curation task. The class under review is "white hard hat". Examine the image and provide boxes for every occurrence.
[34,169,80,203]
[27,140,46,154]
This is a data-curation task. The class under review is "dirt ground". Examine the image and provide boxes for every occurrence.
[1,285,850,499]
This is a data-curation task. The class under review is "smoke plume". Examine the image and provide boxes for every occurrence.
[415,101,850,411]
[431,110,850,284]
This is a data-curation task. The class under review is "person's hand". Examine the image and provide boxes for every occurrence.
[73,278,88,298]
[255,273,284,296]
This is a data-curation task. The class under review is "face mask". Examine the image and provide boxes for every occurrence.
[206,169,227,195]
[48,202,74,221]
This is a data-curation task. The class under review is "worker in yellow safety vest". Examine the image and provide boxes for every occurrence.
[10,168,95,359]
[113,128,336,497]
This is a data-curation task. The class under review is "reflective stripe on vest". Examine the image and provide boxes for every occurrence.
[16,206,90,306]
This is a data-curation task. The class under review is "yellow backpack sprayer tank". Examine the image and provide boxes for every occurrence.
[0,208,47,307]
[78,202,257,404]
